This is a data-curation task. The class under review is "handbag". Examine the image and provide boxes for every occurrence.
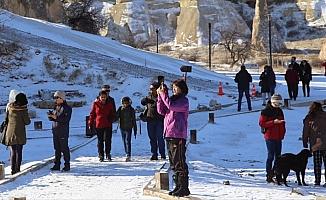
[0,111,9,145]
[139,107,148,122]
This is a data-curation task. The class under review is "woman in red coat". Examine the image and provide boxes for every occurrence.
[89,91,115,162]
[259,94,286,183]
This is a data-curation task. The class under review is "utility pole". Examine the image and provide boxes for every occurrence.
[268,14,272,68]
[156,29,159,53]
[208,23,212,70]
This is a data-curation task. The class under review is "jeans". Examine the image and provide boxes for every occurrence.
[265,139,282,173]
[120,129,132,156]
[147,120,165,157]
[10,144,23,173]
[237,89,252,111]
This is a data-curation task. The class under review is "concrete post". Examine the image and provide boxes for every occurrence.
[0,164,5,180]
[208,113,214,123]
[34,121,42,130]
[190,130,197,144]
[155,171,169,190]
[284,99,291,108]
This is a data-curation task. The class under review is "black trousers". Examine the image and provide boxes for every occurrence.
[287,83,298,100]
[302,81,310,97]
[313,150,326,184]
[96,127,112,157]
[10,144,23,172]
[53,134,70,166]
[166,138,189,189]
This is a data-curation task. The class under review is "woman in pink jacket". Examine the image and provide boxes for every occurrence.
[157,79,190,197]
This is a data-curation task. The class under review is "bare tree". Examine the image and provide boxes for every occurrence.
[217,28,254,69]
[63,0,107,34]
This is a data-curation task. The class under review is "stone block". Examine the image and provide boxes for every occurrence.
[154,171,169,191]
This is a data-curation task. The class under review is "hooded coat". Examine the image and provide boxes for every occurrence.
[4,104,31,145]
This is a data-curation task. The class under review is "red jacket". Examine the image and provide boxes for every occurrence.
[259,104,286,141]
[88,99,115,128]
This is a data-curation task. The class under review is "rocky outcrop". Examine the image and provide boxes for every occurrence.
[251,0,286,52]
[108,0,180,47]
[297,0,325,22]
[175,0,251,46]
[0,0,64,22]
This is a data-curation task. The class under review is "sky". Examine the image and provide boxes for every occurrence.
[0,10,326,200]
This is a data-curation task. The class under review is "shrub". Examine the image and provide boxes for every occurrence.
[68,69,82,82]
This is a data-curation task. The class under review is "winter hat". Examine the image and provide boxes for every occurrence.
[121,96,132,104]
[271,93,282,108]
[8,89,21,104]
[54,91,66,100]
[150,82,160,90]
[101,85,111,92]
[15,93,28,106]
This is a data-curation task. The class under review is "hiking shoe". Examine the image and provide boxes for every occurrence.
[50,165,60,171]
[150,155,158,161]
[62,165,70,172]
[161,156,166,160]
[106,154,112,161]
[172,188,190,197]
[125,156,131,162]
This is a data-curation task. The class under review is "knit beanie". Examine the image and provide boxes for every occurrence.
[54,91,66,100]
[271,93,282,107]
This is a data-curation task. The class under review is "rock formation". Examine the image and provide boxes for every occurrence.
[251,0,286,53]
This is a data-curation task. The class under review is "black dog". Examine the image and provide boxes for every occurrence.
[273,149,312,186]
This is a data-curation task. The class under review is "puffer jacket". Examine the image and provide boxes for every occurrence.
[259,103,286,141]
[116,105,137,132]
[302,110,326,151]
[89,99,115,128]
[5,104,31,145]
[157,91,189,139]
[52,102,72,138]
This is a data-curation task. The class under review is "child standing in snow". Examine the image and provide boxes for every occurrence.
[116,97,137,162]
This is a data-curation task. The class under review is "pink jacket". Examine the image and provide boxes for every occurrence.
[157,91,189,139]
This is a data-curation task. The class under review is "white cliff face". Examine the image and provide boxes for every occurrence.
[297,0,326,22]
[175,0,251,46]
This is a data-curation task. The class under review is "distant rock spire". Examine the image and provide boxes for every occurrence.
[251,0,286,53]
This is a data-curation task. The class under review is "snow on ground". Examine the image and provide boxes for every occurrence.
[0,9,326,200]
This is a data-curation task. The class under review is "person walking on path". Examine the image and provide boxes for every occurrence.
[259,94,286,183]
[302,102,326,186]
[157,79,190,197]
[116,96,137,162]
[259,65,275,106]
[300,60,312,97]
[48,91,72,171]
[285,64,300,101]
[4,90,31,175]
[234,65,252,111]
[89,90,116,162]
[141,82,166,160]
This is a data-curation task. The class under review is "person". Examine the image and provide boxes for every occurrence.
[48,91,72,171]
[234,65,252,111]
[302,102,326,186]
[4,91,31,175]
[322,61,326,76]
[259,65,274,106]
[141,82,165,160]
[157,79,190,197]
[300,60,312,97]
[259,94,286,183]
[101,84,116,114]
[290,56,302,79]
[285,64,299,101]
[89,90,116,161]
[116,96,137,162]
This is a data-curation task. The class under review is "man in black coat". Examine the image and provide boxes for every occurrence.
[300,60,312,97]
[234,65,252,112]
[48,91,72,171]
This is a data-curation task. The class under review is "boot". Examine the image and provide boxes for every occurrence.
[266,171,274,183]
[50,164,60,171]
[172,175,190,197]
[62,163,70,172]
[169,174,180,195]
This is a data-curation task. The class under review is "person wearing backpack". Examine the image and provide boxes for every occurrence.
[259,94,286,183]
[116,97,137,162]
